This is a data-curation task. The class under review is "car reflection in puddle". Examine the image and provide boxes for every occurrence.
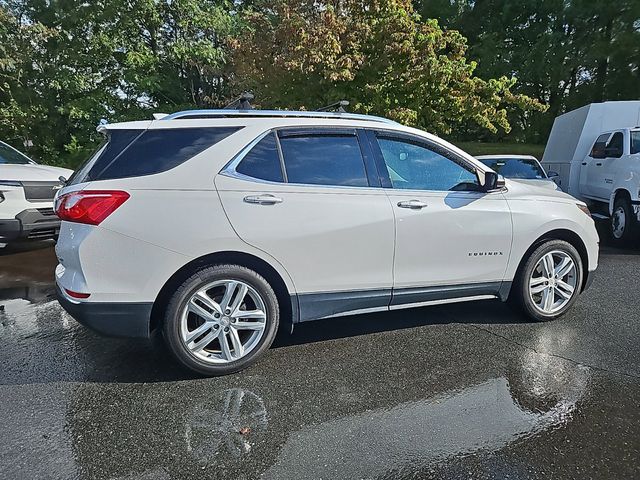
[261,361,589,478]
[68,348,589,479]
[185,388,268,461]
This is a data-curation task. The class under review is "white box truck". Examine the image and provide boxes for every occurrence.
[542,101,640,245]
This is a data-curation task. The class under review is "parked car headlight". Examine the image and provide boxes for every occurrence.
[576,203,591,217]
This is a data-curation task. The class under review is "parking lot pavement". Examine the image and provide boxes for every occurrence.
[1,234,639,480]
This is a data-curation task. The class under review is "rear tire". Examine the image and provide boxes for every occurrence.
[162,264,279,376]
[610,197,638,247]
[510,240,583,322]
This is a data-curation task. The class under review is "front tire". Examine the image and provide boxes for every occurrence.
[611,197,638,246]
[162,264,279,376]
[511,240,583,322]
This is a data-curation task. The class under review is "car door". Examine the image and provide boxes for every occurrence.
[597,131,625,199]
[367,130,512,306]
[215,128,395,321]
[580,133,611,199]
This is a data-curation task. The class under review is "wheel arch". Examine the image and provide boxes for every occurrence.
[511,229,590,294]
[609,188,632,215]
[150,251,296,334]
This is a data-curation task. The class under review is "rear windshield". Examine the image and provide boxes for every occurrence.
[479,157,546,179]
[70,127,242,184]
[0,142,33,165]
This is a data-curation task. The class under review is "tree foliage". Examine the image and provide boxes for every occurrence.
[416,0,640,142]
[234,0,545,136]
[0,0,237,166]
[1,0,635,166]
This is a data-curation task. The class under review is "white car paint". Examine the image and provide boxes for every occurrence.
[0,140,72,244]
[54,111,599,335]
[542,101,640,218]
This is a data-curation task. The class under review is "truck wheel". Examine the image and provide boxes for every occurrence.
[162,264,280,376]
[611,197,638,246]
[510,240,583,322]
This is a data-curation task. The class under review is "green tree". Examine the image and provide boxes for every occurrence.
[414,0,640,142]
[0,0,238,167]
[234,0,545,136]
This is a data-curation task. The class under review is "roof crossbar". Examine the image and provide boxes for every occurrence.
[317,100,349,113]
[224,92,254,110]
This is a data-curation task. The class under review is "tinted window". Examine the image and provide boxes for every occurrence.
[73,127,241,183]
[378,137,478,191]
[479,157,546,179]
[632,131,640,155]
[69,130,140,184]
[0,142,33,164]
[590,133,610,158]
[606,132,624,158]
[236,133,284,182]
[279,133,368,187]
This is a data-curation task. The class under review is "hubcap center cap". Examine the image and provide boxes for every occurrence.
[219,316,230,327]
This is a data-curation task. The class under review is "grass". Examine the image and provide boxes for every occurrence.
[452,142,546,160]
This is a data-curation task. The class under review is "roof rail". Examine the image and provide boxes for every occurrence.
[160,109,399,125]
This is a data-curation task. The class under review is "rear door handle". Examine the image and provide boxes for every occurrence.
[596,162,603,166]
[243,194,283,205]
[397,199,428,209]
[582,162,587,165]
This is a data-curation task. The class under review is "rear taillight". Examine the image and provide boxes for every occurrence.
[55,190,130,225]
[65,288,90,299]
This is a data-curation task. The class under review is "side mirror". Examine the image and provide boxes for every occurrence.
[481,171,505,191]
[547,171,559,178]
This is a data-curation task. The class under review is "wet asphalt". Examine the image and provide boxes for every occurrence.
[1,226,639,479]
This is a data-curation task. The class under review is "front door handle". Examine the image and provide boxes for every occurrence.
[397,199,428,209]
[243,194,283,205]
[596,162,603,166]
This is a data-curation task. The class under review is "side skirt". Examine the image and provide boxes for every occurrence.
[295,281,511,322]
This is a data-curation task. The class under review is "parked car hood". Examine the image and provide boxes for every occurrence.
[507,178,560,191]
[0,164,73,182]
[504,178,577,202]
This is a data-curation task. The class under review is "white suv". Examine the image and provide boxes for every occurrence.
[54,110,599,375]
[0,141,72,245]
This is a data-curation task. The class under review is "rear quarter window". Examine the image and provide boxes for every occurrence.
[72,127,241,183]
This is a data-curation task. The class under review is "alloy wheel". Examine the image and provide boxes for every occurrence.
[528,250,578,315]
[612,206,626,239]
[180,280,267,364]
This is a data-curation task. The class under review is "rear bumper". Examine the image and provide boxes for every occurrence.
[0,208,61,242]
[56,284,153,338]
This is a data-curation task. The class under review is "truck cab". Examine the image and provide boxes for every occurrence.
[580,128,640,243]
[542,101,640,246]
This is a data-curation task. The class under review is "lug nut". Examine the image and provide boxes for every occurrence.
[231,318,236,323]
[224,327,229,332]
[214,313,220,318]
[214,324,219,329]
[225,309,231,314]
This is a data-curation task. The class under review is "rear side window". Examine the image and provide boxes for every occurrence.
[236,133,284,182]
[72,127,241,183]
[278,133,369,187]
